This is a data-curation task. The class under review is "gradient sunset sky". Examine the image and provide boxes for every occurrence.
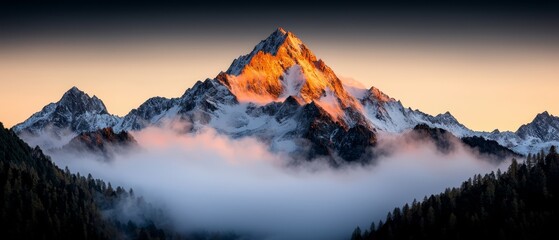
[1,1,558,131]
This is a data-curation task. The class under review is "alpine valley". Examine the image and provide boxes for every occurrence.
[4,23,559,240]
[12,28,559,162]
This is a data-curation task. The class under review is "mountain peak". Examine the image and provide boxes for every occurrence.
[58,87,108,115]
[255,28,290,55]
[530,111,554,124]
[226,28,305,76]
[13,87,119,137]
[219,28,355,116]
[516,111,559,141]
[275,27,287,35]
[63,86,85,97]
[367,86,394,103]
[260,27,300,54]
[61,86,102,105]
[537,111,551,118]
[435,111,458,122]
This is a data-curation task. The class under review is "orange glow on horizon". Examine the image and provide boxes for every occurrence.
[0,37,558,132]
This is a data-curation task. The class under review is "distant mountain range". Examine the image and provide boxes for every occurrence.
[12,28,559,161]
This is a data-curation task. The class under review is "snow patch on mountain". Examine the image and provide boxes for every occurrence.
[315,87,344,121]
[340,77,368,99]
[280,64,306,99]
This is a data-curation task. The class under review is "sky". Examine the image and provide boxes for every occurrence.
[1,1,558,131]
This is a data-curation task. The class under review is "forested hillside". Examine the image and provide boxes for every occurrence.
[352,146,559,240]
[0,122,168,239]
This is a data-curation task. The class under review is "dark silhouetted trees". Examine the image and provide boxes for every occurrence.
[353,146,559,240]
[0,122,169,239]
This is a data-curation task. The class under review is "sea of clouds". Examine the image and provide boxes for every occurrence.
[49,124,511,240]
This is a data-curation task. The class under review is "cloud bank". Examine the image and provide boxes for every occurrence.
[49,126,510,240]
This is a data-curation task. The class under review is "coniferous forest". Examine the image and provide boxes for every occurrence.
[0,122,171,239]
[352,146,559,240]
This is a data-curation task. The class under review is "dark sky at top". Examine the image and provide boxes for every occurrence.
[1,0,558,47]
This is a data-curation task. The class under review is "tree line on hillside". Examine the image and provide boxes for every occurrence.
[0,122,173,239]
[0,122,243,240]
[352,146,559,240]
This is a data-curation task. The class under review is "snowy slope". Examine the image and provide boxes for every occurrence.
[218,28,361,126]
[13,87,119,134]
[13,87,120,149]
[13,28,558,158]
[348,83,472,136]
[479,112,559,154]
[342,78,557,155]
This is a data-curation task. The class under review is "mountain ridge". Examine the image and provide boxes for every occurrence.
[13,86,118,134]
[12,28,558,159]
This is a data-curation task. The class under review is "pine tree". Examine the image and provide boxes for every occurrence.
[527,153,533,168]
[351,227,363,240]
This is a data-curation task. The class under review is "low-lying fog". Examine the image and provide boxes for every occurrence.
[50,126,510,240]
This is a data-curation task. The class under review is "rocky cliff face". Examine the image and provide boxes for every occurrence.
[62,127,138,160]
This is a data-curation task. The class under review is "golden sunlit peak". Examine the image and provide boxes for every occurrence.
[216,28,361,124]
[275,27,287,35]
[368,86,394,103]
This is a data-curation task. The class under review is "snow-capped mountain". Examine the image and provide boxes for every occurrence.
[219,28,365,128]
[517,111,559,142]
[13,87,120,149]
[348,81,557,155]
[12,28,557,159]
[15,28,379,162]
[482,111,559,154]
[356,85,472,136]
[112,28,378,162]
[14,87,119,134]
